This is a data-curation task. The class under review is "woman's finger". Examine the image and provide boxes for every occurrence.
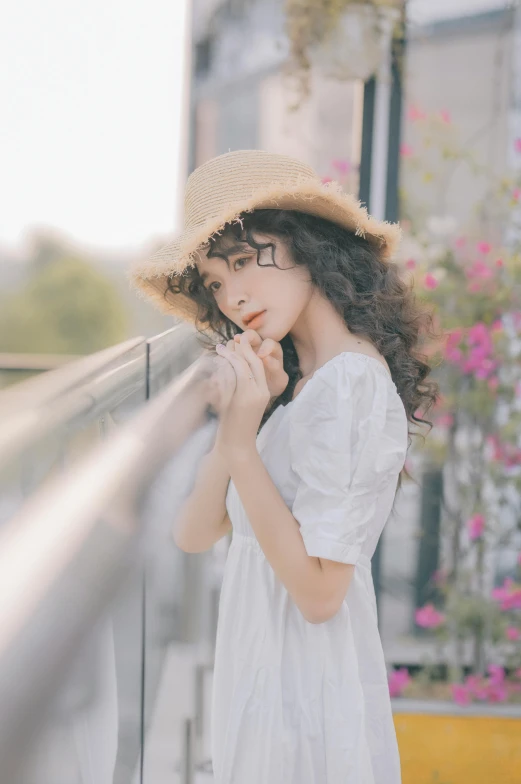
[237,333,267,386]
[217,340,265,391]
[242,329,262,349]
[257,338,283,361]
[234,330,262,353]
[216,344,253,384]
[264,355,279,371]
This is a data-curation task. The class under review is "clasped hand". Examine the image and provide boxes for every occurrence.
[208,330,289,463]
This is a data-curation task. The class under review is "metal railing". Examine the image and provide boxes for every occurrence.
[0,324,224,783]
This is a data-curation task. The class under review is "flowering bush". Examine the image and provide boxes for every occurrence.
[390,106,521,704]
[324,108,521,704]
[321,157,359,196]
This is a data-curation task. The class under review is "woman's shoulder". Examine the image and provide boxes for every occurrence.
[286,351,408,478]
[291,351,397,406]
[286,350,407,437]
[318,350,392,385]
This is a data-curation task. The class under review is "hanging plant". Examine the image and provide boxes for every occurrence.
[283,0,404,107]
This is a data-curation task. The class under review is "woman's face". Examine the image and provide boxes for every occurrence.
[194,231,313,341]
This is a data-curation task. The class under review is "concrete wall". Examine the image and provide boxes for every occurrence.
[191,4,514,232]
[403,10,513,233]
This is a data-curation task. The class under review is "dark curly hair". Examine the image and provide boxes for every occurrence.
[166,209,441,491]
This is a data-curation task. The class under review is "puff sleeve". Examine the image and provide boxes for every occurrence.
[288,356,407,566]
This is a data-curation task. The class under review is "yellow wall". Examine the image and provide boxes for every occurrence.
[394,713,521,784]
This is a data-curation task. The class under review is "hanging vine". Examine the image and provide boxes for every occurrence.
[283,0,405,106]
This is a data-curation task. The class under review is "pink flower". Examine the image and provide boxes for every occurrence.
[436,413,454,428]
[332,159,350,176]
[405,258,416,269]
[501,590,521,610]
[492,578,521,610]
[440,109,451,124]
[467,513,485,540]
[486,435,521,467]
[485,668,508,703]
[513,188,521,201]
[515,138,521,154]
[321,176,333,184]
[451,683,472,706]
[415,603,446,628]
[454,236,467,249]
[487,665,505,685]
[495,258,504,267]
[407,105,426,122]
[424,273,438,289]
[473,357,498,380]
[444,328,464,363]
[477,241,492,255]
[469,340,491,357]
[462,356,497,380]
[468,322,492,346]
[502,443,521,468]
[443,346,463,366]
[487,683,509,702]
[465,674,489,701]
[451,322,498,380]
[446,327,464,344]
[400,143,414,158]
[463,670,511,704]
[506,626,520,641]
[486,434,503,462]
[487,376,499,391]
[461,339,497,378]
[465,260,494,281]
[491,319,503,331]
[388,667,411,697]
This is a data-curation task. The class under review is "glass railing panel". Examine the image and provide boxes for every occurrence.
[0,340,148,526]
[0,327,219,784]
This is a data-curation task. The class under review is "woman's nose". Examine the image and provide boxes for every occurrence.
[224,280,248,310]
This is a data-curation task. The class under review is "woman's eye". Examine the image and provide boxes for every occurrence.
[206,258,249,293]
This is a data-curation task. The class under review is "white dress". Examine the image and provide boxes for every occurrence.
[211,352,409,784]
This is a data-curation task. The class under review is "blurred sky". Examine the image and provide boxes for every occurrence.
[0,0,509,258]
[1,0,189,258]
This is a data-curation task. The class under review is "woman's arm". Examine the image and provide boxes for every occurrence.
[173,445,232,553]
[226,448,354,624]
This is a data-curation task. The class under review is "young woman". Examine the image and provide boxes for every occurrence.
[131,150,439,784]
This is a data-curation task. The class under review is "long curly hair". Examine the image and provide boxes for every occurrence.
[166,209,441,490]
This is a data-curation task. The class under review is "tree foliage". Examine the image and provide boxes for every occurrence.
[0,252,129,355]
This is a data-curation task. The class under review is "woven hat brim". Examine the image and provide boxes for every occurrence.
[128,177,402,323]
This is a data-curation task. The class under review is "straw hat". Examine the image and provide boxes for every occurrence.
[129,149,402,324]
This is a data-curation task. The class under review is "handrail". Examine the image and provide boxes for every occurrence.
[0,338,147,471]
[0,323,201,473]
[0,353,81,372]
[0,348,218,781]
[0,338,145,415]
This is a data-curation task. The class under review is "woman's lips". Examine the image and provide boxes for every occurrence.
[246,311,266,329]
